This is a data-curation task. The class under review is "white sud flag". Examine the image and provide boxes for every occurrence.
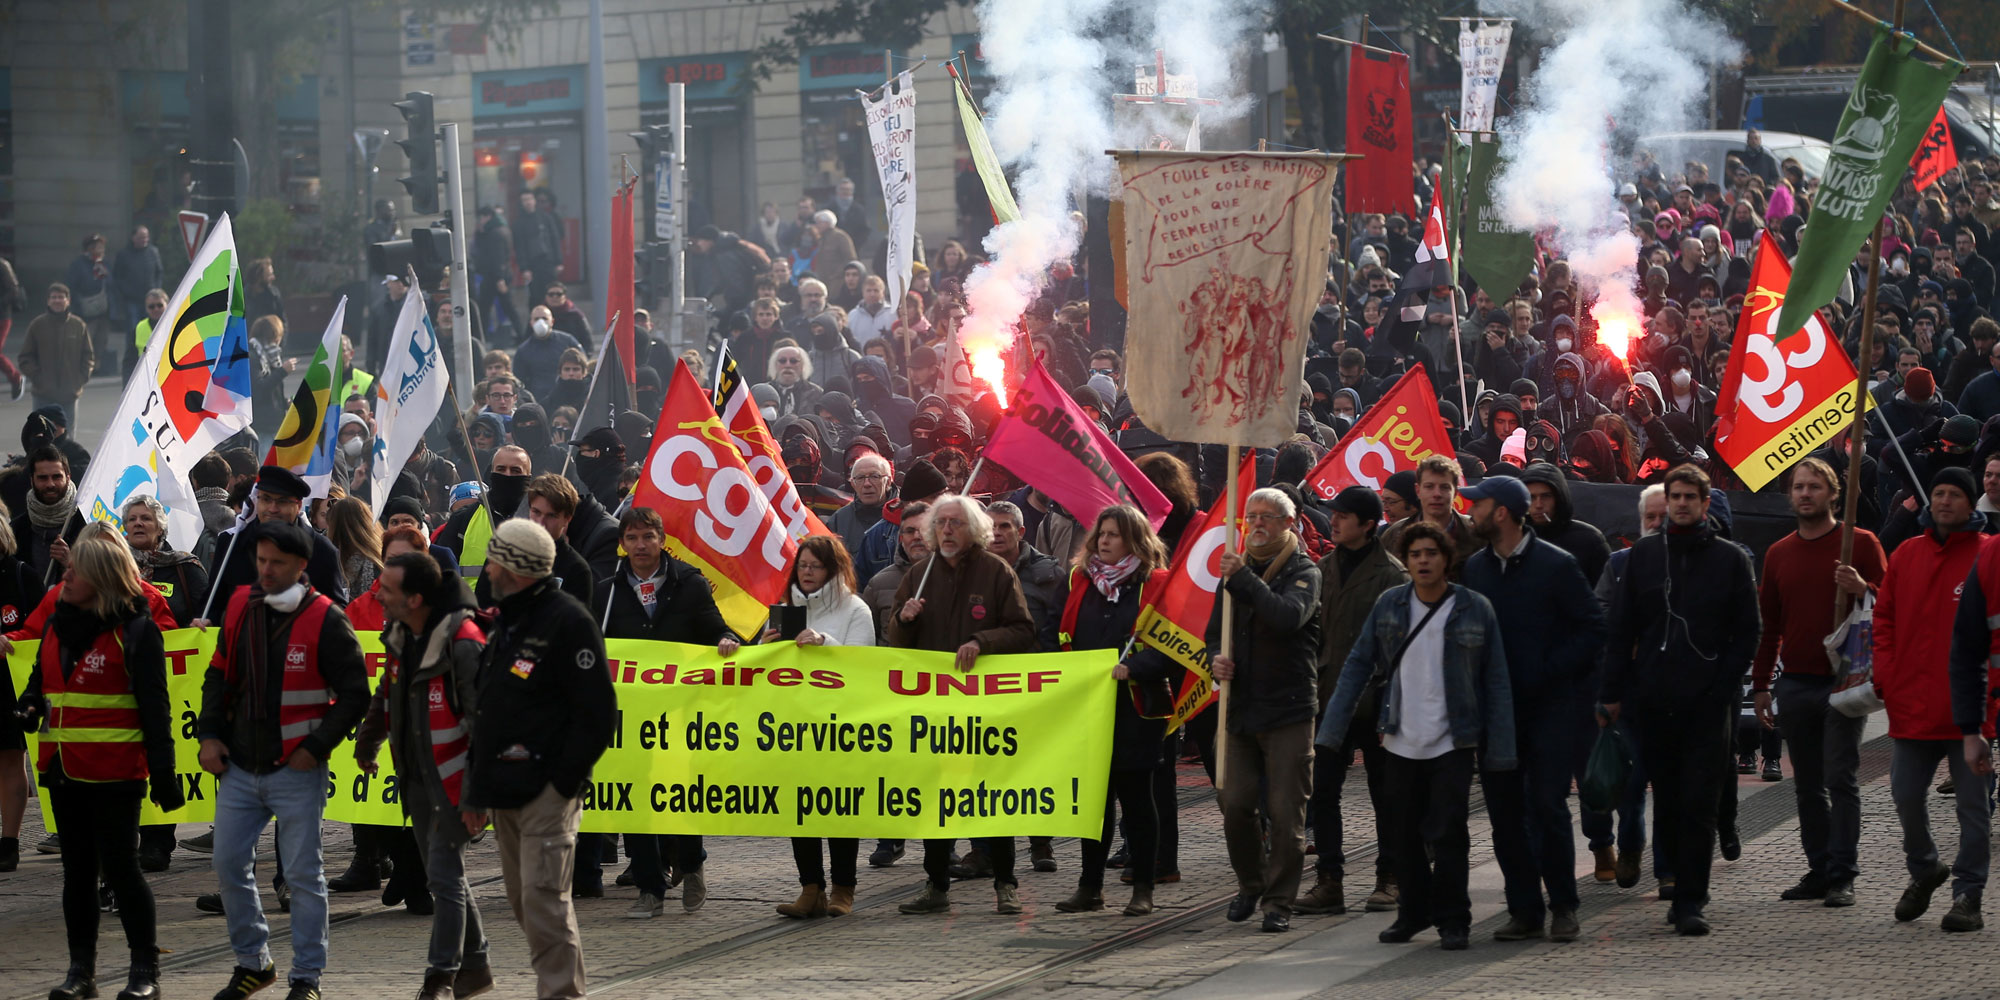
[76,213,244,544]
[862,71,917,310]
[1457,20,1512,133]
[370,268,449,508]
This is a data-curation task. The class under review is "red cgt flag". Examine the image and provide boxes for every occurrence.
[1912,106,1958,192]
[1130,450,1256,733]
[1344,49,1412,215]
[631,361,799,636]
[1711,232,1866,491]
[1303,364,1454,499]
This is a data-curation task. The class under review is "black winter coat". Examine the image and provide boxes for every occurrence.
[593,556,733,644]
[1040,570,1176,771]
[467,577,615,809]
[1204,549,1321,735]
[1600,525,1761,713]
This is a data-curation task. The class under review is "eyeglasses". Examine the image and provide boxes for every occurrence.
[932,517,966,529]
[851,473,888,483]
[1243,512,1290,523]
[147,303,166,312]
[489,390,516,400]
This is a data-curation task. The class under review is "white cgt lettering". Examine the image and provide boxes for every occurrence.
[1187,523,1229,592]
[1740,308,1830,424]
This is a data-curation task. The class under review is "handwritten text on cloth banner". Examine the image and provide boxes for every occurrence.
[10,634,1116,839]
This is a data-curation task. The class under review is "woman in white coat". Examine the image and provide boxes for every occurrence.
[773,535,875,919]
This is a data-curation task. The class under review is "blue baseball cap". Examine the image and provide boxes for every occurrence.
[1457,475,1530,517]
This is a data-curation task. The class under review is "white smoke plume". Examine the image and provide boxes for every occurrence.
[1488,0,1741,348]
[964,0,1261,388]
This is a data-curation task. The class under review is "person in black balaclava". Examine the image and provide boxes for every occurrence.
[1438,400,1464,450]
[485,445,533,521]
[468,412,506,478]
[634,366,665,420]
[508,403,566,478]
[571,427,628,510]
[849,356,916,444]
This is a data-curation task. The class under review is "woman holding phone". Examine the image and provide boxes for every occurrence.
[1042,505,1177,917]
[758,536,874,918]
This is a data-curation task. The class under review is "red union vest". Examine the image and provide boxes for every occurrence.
[221,585,335,761]
[36,623,147,781]
[387,615,482,806]
[1057,567,1171,651]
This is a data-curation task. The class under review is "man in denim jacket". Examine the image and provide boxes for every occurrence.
[1318,520,1515,952]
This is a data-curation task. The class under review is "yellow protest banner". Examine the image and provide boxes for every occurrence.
[9,632,1116,839]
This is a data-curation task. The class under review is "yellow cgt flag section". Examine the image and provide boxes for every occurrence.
[11,634,1115,839]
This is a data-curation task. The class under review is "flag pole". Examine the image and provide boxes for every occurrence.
[1215,439,1240,791]
[1442,112,1469,423]
[1837,0,1908,622]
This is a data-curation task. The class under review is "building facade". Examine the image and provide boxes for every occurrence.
[2,0,1281,313]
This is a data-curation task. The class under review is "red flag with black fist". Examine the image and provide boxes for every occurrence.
[1344,49,1412,215]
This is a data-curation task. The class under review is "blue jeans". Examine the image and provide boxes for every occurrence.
[1480,702,1582,921]
[408,781,488,976]
[213,762,329,983]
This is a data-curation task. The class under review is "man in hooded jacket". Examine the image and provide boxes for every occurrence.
[850,356,916,441]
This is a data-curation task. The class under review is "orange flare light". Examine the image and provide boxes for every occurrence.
[969,345,1008,406]
[1596,314,1638,363]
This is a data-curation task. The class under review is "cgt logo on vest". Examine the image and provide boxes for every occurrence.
[286,644,308,673]
[81,649,107,675]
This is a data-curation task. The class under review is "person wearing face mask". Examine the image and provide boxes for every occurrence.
[1542,354,1607,448]
[511,305,580,404]
[633,366,666,421]
[334,413,374,495]
[1657,346,1715,437]
[507,403,567,483]
[465,413,507,479]
[197,519,370,1000]
[849,355,915,440]
[1527,315,1580,399]
[569,428,629,512]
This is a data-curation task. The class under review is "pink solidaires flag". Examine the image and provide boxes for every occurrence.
[982,357,1173,529]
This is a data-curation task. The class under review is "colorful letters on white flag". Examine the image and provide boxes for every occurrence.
[266,299,346,499]
[76,213,244,544]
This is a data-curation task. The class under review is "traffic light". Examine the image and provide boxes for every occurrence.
[395,91,439,216]
[367,230,448,290]
[630,124,670,238]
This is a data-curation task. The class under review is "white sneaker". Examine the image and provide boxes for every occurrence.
[682,871,707,913]
[626,892,663,919]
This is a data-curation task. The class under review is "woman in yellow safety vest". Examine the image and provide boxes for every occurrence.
[12,528,180,1000]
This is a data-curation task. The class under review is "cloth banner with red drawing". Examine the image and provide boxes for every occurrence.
[1114,150,1341,448]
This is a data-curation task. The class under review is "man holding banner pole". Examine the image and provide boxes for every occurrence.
[1208,487,1322,933]
[887,495,1036,916]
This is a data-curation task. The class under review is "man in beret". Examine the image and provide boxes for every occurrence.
[198,520,370,1000]
[197,467,351,625]
[463,519,614,1000]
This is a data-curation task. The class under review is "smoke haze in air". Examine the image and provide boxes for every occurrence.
[964,0,1261,358]
[1487,0,1741,316]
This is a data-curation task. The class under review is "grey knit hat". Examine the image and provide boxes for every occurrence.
[486,518,556,579]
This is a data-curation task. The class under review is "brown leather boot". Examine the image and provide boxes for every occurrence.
[1123,884,1154,916]
[1593,845,1617,882]
[776,883,827,918]
[827,884,855,917]
[1364,873,1399,912]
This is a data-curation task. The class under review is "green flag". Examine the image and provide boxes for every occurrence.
[1445,133,1472,285]
[1460,134,1537,301]
[1773,26,1958,342]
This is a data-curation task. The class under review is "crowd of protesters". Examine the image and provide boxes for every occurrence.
[0,136,1998,999]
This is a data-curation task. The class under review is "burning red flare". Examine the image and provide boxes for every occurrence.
[1595,310,1640,363]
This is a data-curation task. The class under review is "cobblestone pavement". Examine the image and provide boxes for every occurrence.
[5,721,1985,1000]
